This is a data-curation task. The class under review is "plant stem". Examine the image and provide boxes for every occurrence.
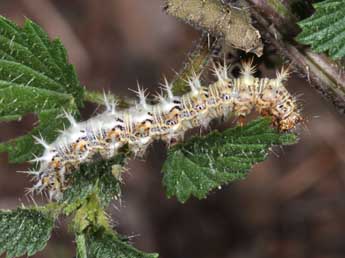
[73,193,111,234]
[171,34,216,95]
[245,0,345,114]
[83,90,130,109]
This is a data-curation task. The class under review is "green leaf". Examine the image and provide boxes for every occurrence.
[0,208,55,258]
[162,118,297,203]
[81,226,158,258]
[0,16,84,163]
[1,106,71,163]
[296,0,345,59]
[73,195,158,258]
[62,153,127,215]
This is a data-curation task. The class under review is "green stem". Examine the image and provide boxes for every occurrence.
[40,202,63,219]
[84,90,130,109]
[73,193,112,258]
[171,34,215,95]
[73,192,111,234]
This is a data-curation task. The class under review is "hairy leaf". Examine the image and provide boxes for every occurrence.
[0,208,54,258]
[162,118,297,203]
[62,154,127,215]
[80,226,158,258]
[0,16,84,163]
[297,0,345,59]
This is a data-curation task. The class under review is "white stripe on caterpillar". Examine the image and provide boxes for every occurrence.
[28,60,303,200]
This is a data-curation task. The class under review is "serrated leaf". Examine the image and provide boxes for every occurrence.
[0,108,70,163]
[296,0,345,59]
[0,208,54,258]
[62,154,127,215]
[81,226,158,258]
[0,16,84,163]
[162,118,297,203]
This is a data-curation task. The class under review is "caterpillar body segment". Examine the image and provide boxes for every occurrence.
[29,61,302,200]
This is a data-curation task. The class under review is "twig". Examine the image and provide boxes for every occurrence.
[245,0,345,114]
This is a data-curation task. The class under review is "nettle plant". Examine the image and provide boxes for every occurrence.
[0,0,344,257]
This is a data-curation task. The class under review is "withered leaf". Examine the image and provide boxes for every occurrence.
[165,0,263,56]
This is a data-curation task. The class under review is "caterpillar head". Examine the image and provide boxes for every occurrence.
[278,111,303,131]
[272,101,302,131]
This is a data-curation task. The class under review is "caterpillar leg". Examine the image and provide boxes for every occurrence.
[237,115,246,127]
[259,108,271,117]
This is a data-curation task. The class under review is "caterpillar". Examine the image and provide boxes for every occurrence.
[27,60,302,200]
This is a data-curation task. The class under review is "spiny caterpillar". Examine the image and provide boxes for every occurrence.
[26,60,302,200]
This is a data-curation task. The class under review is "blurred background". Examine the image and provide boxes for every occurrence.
[1,1,345,258]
